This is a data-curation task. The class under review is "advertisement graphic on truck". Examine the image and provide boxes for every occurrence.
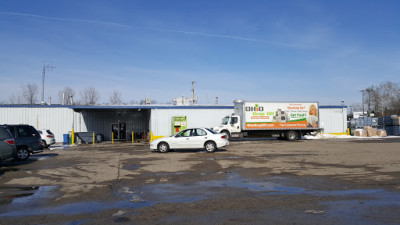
[214,100,321,141]
[242,102,319,129]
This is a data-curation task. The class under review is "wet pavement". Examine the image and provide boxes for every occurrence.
[1,172,400,224]
[0,139,400,224]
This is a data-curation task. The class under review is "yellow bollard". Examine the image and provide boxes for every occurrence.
[93,132,95,145]
[112,132,114,144]
[71,129,75,145]
[132,132,134,143]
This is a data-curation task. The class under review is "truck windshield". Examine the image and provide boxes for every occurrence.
[222,117,230,125]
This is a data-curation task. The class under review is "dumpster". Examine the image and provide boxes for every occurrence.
[75,132,94,144]
[63,134,69,144]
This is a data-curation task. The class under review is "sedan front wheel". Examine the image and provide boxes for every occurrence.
[157,142,169,153]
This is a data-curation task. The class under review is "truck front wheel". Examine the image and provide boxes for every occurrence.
[221,130,230,140]
[286,131,298,141]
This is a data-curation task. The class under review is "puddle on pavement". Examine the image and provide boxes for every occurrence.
[123,164,141,170]
[1,174,399,222]
[0,186,57,204]
[206,156,242,161]
[0,168,29,176]
[154,172,186,176]
[0,185,152,217]
[29,154,58,161]
[48,144,72,150]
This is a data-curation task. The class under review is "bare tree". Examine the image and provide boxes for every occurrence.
[58,87,75,105]
[8,94,23,104]
[109,90,122,105]
[80,87,100,105]
[22,84,39,104]
[367,81,400,117]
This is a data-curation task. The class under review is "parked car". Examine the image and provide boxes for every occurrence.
[0,126,17,162]
[1,124,43,160]
[38,129,56,147]
[150,128,229,153]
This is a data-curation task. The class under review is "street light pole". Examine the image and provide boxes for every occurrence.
[41,65,55,104]
[341,100,345,134]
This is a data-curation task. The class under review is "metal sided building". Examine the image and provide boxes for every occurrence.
[0,105,78,143]
[73,105,234,141]
[0,104,348,143]
[0,105,234,143]
[150,105,234,139]
[319,105,348,135]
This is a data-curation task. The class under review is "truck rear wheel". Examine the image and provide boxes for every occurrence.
[286,131,298,141]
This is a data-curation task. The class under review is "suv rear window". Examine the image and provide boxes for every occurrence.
[16,126,36,138]
[0,127,12,139]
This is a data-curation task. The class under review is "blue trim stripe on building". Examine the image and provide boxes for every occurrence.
[0,104,234,110]
[0,104,346,109]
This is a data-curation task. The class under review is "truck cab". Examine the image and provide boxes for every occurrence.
[213,115,241,139]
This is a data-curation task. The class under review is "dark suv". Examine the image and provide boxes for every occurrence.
[1,124,43,160]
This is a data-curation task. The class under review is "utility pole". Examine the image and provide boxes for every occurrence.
[341,100,345,133]
[359,90,365,116]
[366,88,372,116]
[41,65,55,104]
[192,81,196,105]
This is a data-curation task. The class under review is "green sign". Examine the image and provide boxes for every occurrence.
[171,116,187,134]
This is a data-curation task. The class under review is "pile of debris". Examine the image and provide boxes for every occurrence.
[354,126,387,137]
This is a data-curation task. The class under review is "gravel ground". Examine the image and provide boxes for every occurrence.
[1,137,400,224]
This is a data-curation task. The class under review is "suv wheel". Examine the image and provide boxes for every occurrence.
[15,148,30,160]
[42,140,48,148]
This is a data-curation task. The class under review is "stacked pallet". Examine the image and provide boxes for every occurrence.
[354,129,367,137]
[365,126,377,137]
[354,127,387,137]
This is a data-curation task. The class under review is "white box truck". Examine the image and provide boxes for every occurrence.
[213,100,321,141]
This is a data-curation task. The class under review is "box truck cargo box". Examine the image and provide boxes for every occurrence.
[213,100,322,141]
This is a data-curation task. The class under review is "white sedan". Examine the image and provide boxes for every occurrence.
[150,128,229,153]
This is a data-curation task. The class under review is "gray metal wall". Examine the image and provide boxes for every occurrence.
[79,109,150,141]
[150,108,234,137]
[0,106,80,143]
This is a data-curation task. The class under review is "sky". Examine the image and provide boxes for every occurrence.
[1,0,399,106]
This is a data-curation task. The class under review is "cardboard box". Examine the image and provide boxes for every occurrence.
[377,129,387,137]
[354,129,367,137]
[364,126,377,137]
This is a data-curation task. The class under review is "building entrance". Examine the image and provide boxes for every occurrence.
[111,123,126,140]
